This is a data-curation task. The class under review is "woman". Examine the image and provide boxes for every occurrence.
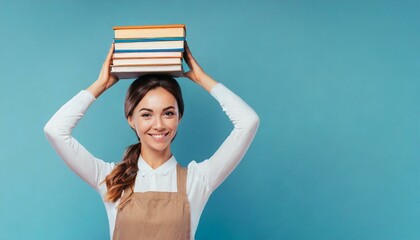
[44,42,259,239]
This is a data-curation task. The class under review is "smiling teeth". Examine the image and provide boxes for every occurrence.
[152,134,165,139]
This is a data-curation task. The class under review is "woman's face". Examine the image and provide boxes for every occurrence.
[128,87,180,154]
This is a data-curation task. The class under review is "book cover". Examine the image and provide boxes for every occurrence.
[114,27,186,39]
[111,64,183,79]
[112,58,182,66]
[111,64,182,72]
[113,24,185,30]
[114,37,185,43]
[112,52,183,59]
[114,40,184,51]
[112,71,183,79]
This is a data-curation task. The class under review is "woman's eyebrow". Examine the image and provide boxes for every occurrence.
[139,106,175,112]
[163,106,175,111]
[139,108,153,112]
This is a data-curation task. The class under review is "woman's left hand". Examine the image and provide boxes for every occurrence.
[183,42,207,83]
[183,42,217,92]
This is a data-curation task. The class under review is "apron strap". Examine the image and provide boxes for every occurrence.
[118,186,134,209]
[176,164,187,195]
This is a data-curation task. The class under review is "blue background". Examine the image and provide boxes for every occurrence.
[1,0,419,239]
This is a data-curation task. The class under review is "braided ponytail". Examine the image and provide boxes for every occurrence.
[102,142,140,202]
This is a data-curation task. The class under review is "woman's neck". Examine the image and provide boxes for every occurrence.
[140,147,172,169]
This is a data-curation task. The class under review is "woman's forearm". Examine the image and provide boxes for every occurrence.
[87,80,108,98]
[195,73,218,92]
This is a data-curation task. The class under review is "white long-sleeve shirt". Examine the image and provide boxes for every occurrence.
[44,83,259,239]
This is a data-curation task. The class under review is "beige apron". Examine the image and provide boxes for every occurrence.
[113,164,191,240]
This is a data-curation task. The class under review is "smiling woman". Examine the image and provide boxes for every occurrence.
[103,75,185,204]
[127,77,183,169]
[44,42,260,239]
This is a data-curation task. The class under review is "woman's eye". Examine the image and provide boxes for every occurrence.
[164,111,175,117]
[141,113,151,118]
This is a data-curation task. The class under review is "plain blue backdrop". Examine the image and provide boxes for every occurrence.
[1,0,419,239]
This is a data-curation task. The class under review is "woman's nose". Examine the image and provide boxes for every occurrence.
[153,117,166,130]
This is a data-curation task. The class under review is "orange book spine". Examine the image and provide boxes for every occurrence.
[113,24,185,30]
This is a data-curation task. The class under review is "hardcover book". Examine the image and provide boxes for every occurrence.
[113,24,186,39]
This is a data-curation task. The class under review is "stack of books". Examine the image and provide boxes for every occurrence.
[111,24,186,79]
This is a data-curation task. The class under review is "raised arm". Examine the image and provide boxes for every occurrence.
[183,43,260,192]
[44,44,119,191]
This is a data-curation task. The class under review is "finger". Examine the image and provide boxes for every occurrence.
[183,71,193,79]
[184,41,190,52]
[183,41,189,57]
[183,42,202,72]
[185,47,198,68]
[183,50,192,69]
[105,43,114,63]
[184,41,195,60]
[109,43,115,55]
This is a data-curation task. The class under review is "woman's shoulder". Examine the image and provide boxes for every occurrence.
[186,160,210,183]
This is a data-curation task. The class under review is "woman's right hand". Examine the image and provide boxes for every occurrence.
[87,44,119,98]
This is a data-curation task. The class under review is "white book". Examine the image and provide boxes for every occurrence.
[114,41,184,51]
[111,65,183,79]
[112,58,182,66]
[113,52,182,59]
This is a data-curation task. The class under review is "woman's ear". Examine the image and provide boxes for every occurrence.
[128,116,135,129]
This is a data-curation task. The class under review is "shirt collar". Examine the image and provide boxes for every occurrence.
[138,154,177,177]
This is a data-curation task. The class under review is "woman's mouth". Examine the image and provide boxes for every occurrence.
[148,132,170,141]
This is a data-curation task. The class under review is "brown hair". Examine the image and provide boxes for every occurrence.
[102,74,184,203]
